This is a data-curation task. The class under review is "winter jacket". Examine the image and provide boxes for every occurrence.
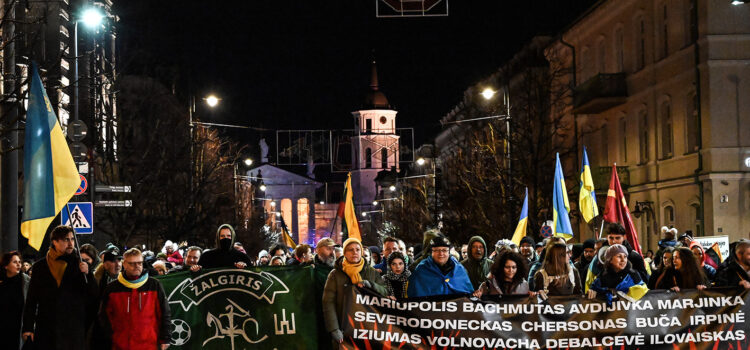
[166,251,183,266]
[23,255,98,350]
[322,257,387,333]
[460,236,493,290]
[99,274,171,349]
[482,277,529,296]
[198,224,253,269]
[0,272,30,350]
[407,256,474,297]
[590,264,648,302]
[714,260,750,288]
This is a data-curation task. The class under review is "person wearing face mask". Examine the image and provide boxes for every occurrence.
[22,225,98,350]
[197,224,253,270]
[0,251,30,349]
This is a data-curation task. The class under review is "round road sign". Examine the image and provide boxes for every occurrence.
[67,120,88,142]
[75,174,88,195]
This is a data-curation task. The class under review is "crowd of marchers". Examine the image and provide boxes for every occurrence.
[0,223,748,350]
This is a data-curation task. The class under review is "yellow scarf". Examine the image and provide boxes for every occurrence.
[118,272,149,290]
[46,247,67,287]
[342,258,364,285]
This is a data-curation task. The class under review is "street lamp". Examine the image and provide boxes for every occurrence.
[481,88,496,100]
[731,0,747,5]
[416,157,425,166]
[205,95,220,108]
[259,183,267,192]
[73,7,106,123]
[389,185,396,192]
[243,158,253,166]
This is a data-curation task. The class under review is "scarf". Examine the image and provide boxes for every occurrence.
[342,258,364,285]
[384,269,411,298]
[46,247,67,287]
[118,271,149,290]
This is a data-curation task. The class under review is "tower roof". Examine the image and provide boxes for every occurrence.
[362,60,391,110]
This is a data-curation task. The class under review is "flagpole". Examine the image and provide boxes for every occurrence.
[64,203,87,282]
[598,218,605,240]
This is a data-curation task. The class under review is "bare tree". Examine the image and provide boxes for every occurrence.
[94,75,242,248]
[438,43,581,245]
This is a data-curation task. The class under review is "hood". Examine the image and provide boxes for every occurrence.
[688,241,706,266]
[467,235,488,260]
[215,224,236,248]
[258,250,270,259]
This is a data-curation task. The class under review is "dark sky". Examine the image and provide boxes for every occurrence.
[114,0,596,147]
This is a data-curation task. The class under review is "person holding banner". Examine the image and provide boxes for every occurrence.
[654,247,709,291]
[587,244,648,303]
[461,235,493,290]
[474,251,529,297]
[532,242,582,297]
[197,224,253,269]
[407,236,474,297]
[22,225,98,350]
[383,251,410,300]
[715,240,750,289]
[606,223,649,282]
[323,237,387,346]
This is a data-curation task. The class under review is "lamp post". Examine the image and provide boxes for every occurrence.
[481,87,512,197]
[73,8,106,123]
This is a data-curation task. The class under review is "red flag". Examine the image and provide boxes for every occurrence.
[336,201,346,218]
[603,165,642,255]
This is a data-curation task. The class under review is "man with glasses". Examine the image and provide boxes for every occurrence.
[99,248,171,350]
[22,225,98,349]
[407,235,473,297]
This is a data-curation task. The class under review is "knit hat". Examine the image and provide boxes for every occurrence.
[583,238,596,250]
[520,236,535,247]
[343,237,363,251]
[258,250,270,259]
[604,244,628,263]
[369,246,382,255]
[101,243,122,262]
[429,235,451,249]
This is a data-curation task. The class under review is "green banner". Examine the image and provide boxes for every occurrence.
[156,266,319,349]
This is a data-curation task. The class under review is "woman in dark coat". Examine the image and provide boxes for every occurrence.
[654,247,709,291]
[0,251,30,350]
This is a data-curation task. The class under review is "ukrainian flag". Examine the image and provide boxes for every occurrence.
[20,63,81,250]
[510,187,528,246]
[552,153,573,240]
[579,146,599,223]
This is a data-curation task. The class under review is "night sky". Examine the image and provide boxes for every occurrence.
[114,0,596,147]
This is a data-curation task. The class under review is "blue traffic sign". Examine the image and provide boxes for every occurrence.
[61,202,94,234]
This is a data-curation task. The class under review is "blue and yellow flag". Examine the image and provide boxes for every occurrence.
[579,146,599,223]
[552,153,573,241]
[510,187,528,246]
[21,63,81,250]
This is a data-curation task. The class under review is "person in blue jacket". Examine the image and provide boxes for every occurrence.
[407,235,474,297]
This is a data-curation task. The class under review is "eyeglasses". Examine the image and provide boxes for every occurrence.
[433,248,450,254]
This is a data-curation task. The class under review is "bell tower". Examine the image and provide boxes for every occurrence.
[350,60,400,206]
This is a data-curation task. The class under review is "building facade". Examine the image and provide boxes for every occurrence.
[552,0,750,249]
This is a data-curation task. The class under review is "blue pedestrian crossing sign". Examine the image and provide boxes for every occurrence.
[61,202,94,234]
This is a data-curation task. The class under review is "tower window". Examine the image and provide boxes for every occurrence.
[381,148,388,169]
[365,119,372,133]
[365,148,372,168]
